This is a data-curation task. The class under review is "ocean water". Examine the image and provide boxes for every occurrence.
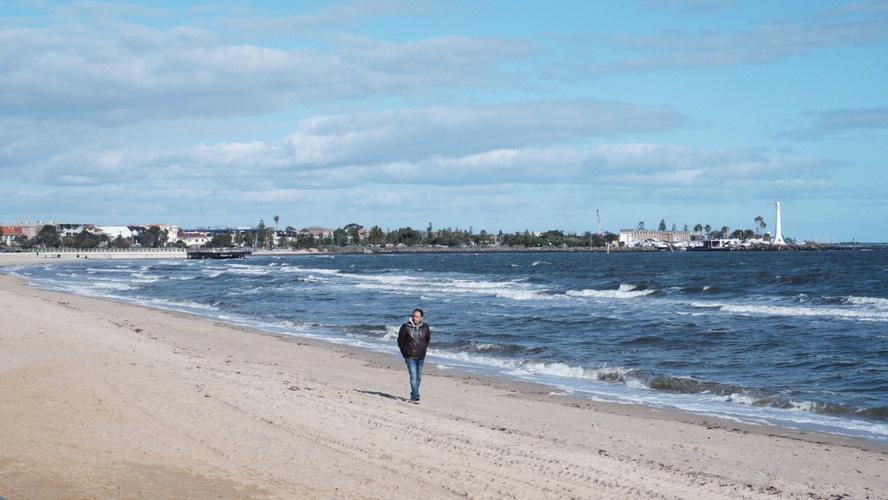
[7,251,888,441]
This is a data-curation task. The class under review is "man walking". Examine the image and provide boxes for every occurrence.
[397,308,431,403]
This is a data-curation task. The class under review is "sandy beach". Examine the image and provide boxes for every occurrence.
[1,254,886,499]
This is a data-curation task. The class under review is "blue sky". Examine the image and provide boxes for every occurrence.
[1,0,886,241]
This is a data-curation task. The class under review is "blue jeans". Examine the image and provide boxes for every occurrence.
[405,358,424,400]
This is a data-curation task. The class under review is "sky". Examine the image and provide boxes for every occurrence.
[1,0,886,241]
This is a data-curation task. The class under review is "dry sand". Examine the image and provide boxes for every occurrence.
[1,253,886,498]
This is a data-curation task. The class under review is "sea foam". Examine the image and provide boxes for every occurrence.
[566,284,655,299]
[690,301,888,321]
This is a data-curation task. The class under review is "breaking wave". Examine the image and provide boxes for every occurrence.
[844,295,888,308]
[7,250,888,442]
[566,284,655,299]
[689,301,888,322]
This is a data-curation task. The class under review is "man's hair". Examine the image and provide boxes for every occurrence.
[412,308,424,317]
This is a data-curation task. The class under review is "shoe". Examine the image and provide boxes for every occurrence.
[409,398,419,404]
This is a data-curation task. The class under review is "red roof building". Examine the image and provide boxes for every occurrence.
[1,225,26,246]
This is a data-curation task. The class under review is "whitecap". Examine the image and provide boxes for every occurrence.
[224,267,271,276]
[278,266,341,275]
[689,301,888,322]
[566,284,655,299]
[131,297,219,311]
[382,325,400,340]
[845,295,888,308]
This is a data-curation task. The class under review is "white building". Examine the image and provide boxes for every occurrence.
[299,227,334,239]
[177,230,210,247]
[773,201,786,246]
[56,223,95,238]
[97,226,133,240]
[618,229,697,246]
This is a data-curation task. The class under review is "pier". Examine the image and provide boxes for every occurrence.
[186,248,253,259]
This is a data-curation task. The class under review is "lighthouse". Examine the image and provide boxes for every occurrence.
[773,201,786,246]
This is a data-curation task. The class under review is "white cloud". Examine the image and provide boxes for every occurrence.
[548,16,888,78]
[281,101,686,166]
[0,21,535,124]
[4,99,834,198]
[1,2,882,237]
[778,107,888,139]
[197,0,454,38]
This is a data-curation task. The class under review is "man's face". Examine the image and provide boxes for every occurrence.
[412,311,423,324]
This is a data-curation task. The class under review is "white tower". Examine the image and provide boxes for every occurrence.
[773,201,786,246]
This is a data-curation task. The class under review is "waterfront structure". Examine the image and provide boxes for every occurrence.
[187,247,251,259]
[618,229,697,246]
[773,201,786,246]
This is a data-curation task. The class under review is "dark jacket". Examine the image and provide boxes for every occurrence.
[397,320,431,359]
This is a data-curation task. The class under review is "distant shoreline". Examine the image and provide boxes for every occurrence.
[255,242,877,256]
[2,241,881,261]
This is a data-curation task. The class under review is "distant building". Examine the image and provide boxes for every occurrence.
[96,226,133,240]
[185,227,236,236]
[271,230,287,246]
[299,227,334,239]
[1,226,26,246]
[618,229,699,246]
[176,230,210,247]
[144,224,176,237]
[15,224,43,239]
[56,223,96,238]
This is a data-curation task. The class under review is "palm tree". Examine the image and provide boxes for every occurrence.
[272,215,280,249]
[754,215,764,237]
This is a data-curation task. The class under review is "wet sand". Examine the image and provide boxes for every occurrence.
[1,254,886,498]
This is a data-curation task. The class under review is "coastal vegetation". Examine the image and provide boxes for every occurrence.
[4,215,783,250]
[279,224,621,250]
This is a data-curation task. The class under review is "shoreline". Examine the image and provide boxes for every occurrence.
[1,237,877,263]
[7,263,888,450]
[2,254,887,497]
[5,253,888,443]
[6,254,888,438]
[7,253,888,443]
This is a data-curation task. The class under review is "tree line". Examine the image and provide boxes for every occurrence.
[7,225,178,249]
[3,214,774,250]
[639,216,771,241]
[246,220,621,250]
